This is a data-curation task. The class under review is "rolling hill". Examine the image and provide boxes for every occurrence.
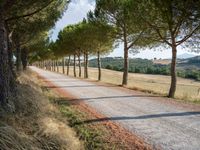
[89,56,200,81]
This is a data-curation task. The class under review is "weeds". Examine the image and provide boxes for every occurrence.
[56,102,108,150]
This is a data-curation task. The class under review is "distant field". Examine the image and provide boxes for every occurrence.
[153,59,171,65]
[56,66,200,102]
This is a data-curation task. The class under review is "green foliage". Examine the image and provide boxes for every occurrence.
[5,0,70,65]
[59,105,104,149]
[87,11,115,55]
[177,70,200,81]
[55,24,79,57]
[53,17,115,59]
[136,0,200,50]
[95,0,154,49]
[8,0,69,49]
[89,57,158,73]
[28,32,53,63]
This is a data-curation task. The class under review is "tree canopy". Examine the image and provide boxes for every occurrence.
[0,0,69,107]
[134,0,200,97]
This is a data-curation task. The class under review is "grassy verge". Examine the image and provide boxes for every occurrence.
[0,71,82,150]
[59,104,107,149]
[40,82,150,149]
[46,92,118,150]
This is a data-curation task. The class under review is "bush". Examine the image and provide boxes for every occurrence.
[185,70,200,80]
[113,66,121,71]
[105,65,113,70]
[134,67,141,73]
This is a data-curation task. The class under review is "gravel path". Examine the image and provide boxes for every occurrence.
[31,67,200,150]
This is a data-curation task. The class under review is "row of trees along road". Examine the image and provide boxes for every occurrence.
[95,0,200,98]
[34,14,115,81]
[0,0,69,109]
[32,0,200,99]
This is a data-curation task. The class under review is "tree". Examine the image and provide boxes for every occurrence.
[0,0,69,107]
[55,17,115,81]
[21,47,28,70]
[95,0,147,85]
[9,0,68,72]
[87,11,115,81]
[28,32,52,63]
[74,20,92,79]
[59,21,95,79]
[56,25,80,77]
[137,0,200,97]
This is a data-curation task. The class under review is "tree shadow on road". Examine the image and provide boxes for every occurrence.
[42,84,116,88]
[80,111,200,124]
[49,94,159,106]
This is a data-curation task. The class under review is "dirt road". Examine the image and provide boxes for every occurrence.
[31,66,200,150]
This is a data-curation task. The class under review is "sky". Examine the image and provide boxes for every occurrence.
[51,0,198,59]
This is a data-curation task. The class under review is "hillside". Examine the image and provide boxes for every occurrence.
[89,57,200,81]
[178,56,200,69]
[89,57,169,74]
[177,53,196,59]
[153,59,171,65]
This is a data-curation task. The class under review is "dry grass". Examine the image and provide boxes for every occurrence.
[37,72,151,150]
[153,59,171,65]
[56,66,200,102]
[0,70,83,150]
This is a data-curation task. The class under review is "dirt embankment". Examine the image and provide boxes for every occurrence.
[0,71,83,150]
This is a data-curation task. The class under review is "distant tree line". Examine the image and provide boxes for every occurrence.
[89,57,200,81]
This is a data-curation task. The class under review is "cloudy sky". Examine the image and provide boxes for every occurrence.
[51,0,198,59]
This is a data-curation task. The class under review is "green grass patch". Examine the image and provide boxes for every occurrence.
[48,97,115,150]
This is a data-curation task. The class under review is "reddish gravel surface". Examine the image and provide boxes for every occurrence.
[31,66,200,150]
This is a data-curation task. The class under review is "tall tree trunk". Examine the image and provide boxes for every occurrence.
[78,53,81,77]
[48,61,50,70]
[44,61,47,70]
[122,42,129,85]
[42,61,45,69]
[21,48,28,70]
[51,61,53,71]
[8,40,16,91]
[44,61,46,70]
[84,52,89,79]
[168,43,177,98]
[84,52,86,78]
[46,61,48,70]
[48,61,51,70]
[62,57,65,74]
[0,12,10,106]
[73,54,76,77]
[67,55,71,75]
[7,25,16,92]
[85,52,88,78]
[16,41,22,72]
[56,60,59,72]
[97,51,101,81]
[53,60,56,71]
